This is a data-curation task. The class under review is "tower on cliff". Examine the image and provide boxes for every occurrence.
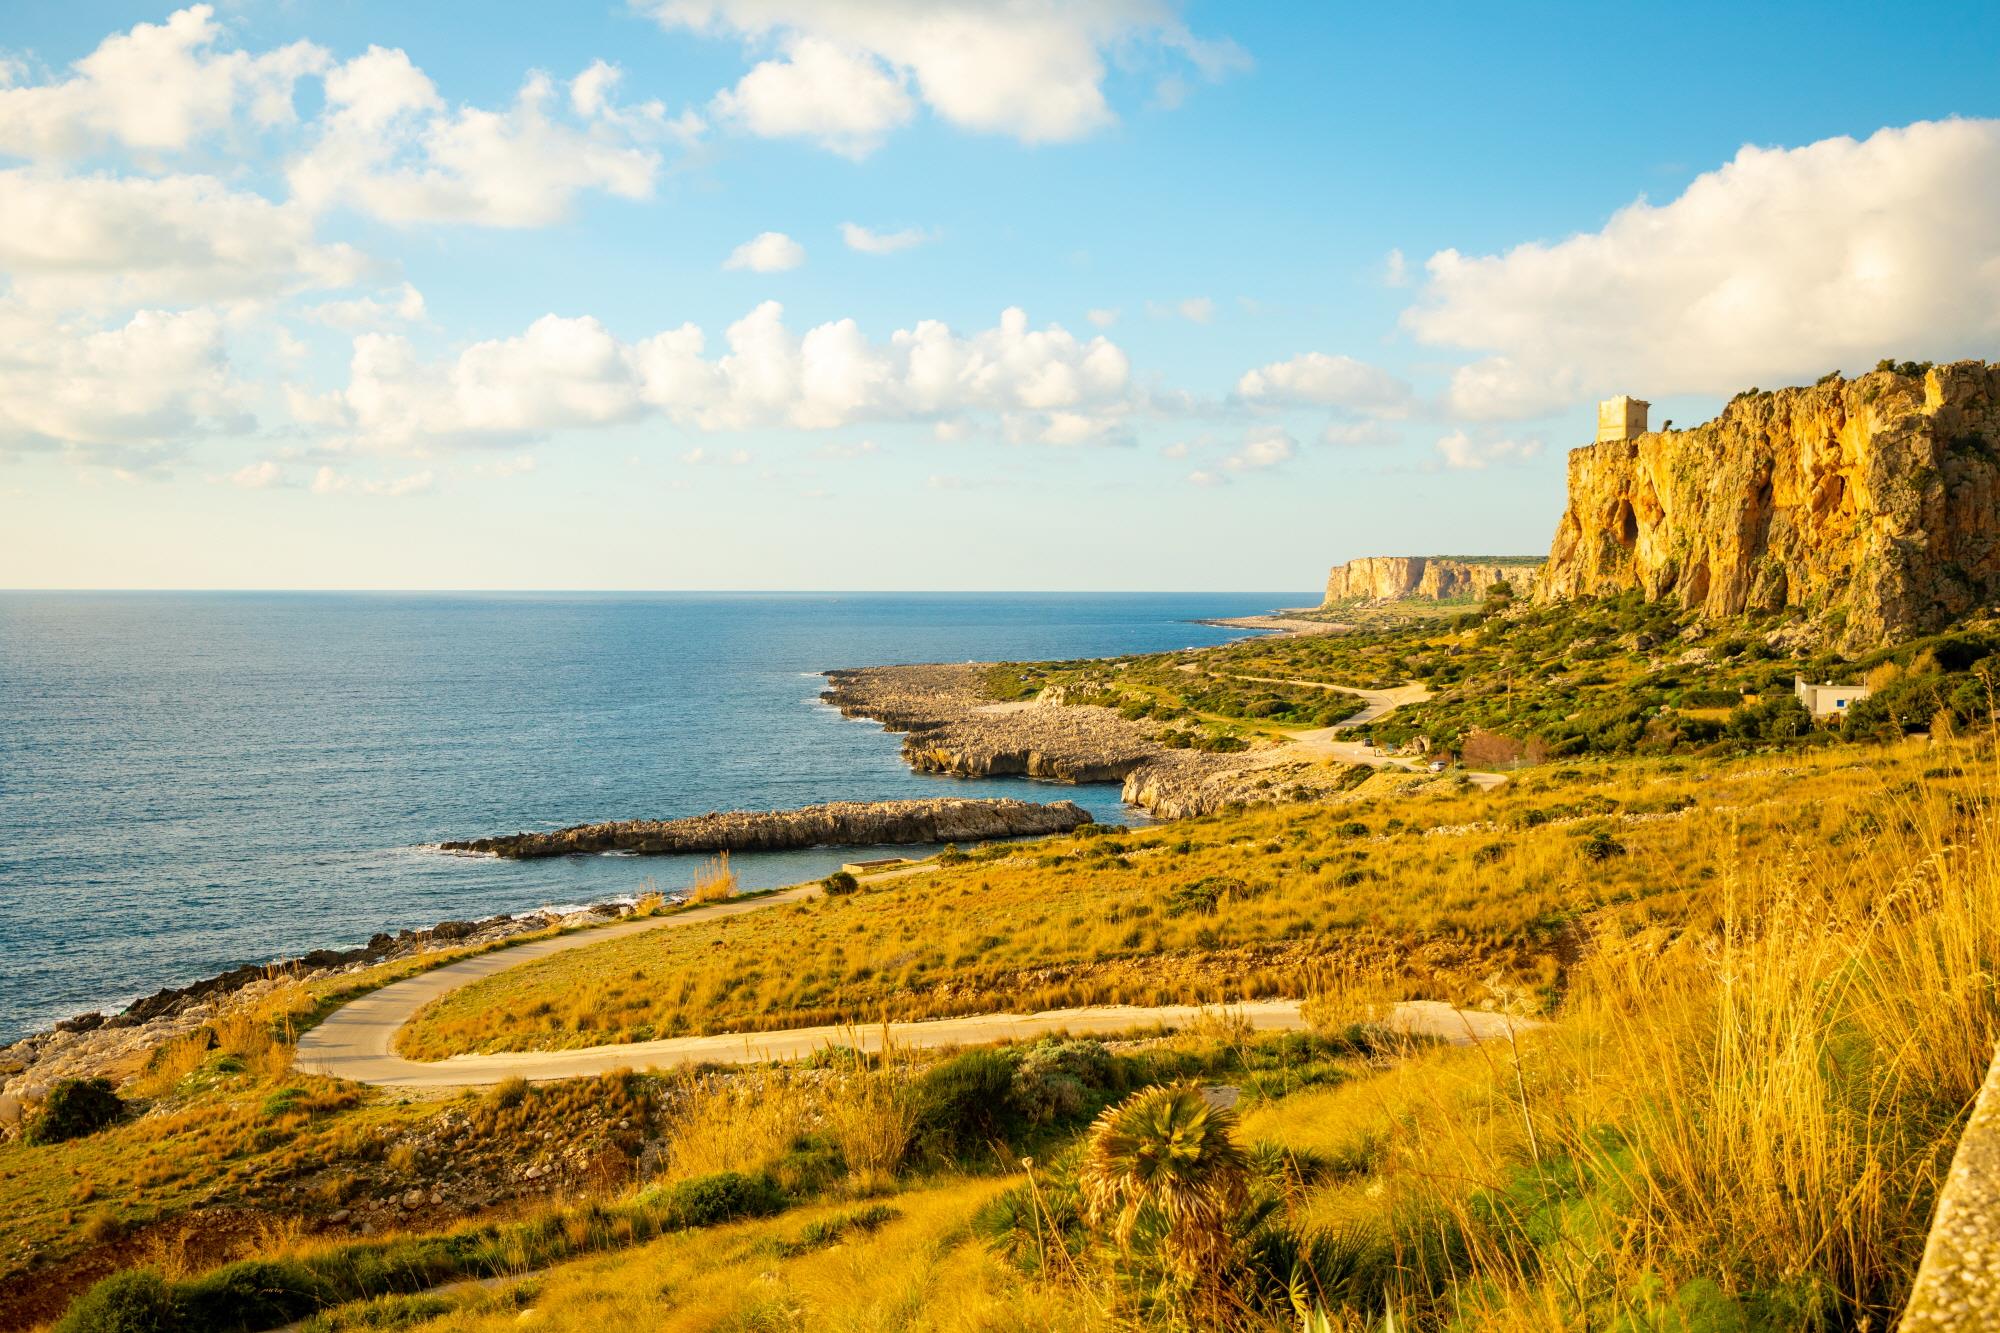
[1596,395,1650,442]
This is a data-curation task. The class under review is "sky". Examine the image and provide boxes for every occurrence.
[3,1,1999,591]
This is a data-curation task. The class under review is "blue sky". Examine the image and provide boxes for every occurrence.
[4,1,1999,590]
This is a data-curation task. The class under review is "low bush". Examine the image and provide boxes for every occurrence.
[27,1078,126,1146]
[903,1048,1026,1164]
[820,870,859,897]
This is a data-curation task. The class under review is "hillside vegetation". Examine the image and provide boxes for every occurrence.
[35,733,1998,1331]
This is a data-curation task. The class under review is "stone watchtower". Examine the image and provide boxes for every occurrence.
[1596,395,1650,443]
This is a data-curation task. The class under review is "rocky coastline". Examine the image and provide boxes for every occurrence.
[821,663,1394,820]
[441,796,1093,858]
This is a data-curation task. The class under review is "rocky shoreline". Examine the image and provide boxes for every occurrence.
[821,663,1392,820]
[1,899,642,1133]
[441,796,1092,858]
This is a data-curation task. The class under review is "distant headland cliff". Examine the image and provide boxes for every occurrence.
[1325,360,2000,649]
[1322,556,1543,604]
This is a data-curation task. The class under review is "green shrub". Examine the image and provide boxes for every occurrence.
[27,1078,126,1146]
[1164,875,1247,918]
[821,870,859,897]
[659,1170,784,1227]
[903,1048,1024,1162]
[53,1269,181,1333]
[1012,1039,1115,1124]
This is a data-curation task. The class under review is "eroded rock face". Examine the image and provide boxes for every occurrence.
[1323,556,1543,604]
[1540,362,2000,649]
[442,796,1093,858]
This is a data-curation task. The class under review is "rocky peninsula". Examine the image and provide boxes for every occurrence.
[822,664,1395,820]
[441,796,1092,858]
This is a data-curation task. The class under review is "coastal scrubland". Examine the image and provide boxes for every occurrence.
[11,579,2000,1330]
[989,591,1998,763]
[31,732,1998,1330]
[397,737,1973,1059]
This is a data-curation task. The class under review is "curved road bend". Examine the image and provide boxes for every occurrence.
[297,876,1533,1089]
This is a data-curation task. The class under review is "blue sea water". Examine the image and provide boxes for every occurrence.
[0,591,1303,1043]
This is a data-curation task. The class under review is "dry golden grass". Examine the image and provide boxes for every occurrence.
[376,1182,1103,1333]
[399,740,1975,1060]
[1236,737,2000,1328]
[686,852,737,904]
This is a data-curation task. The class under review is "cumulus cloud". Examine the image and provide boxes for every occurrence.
[841,222,929,254]
[711,36,913,158]
[1086,307,1119,328]
[325,303,1135,448]
[0,169,374,309]
[724,230,806,271]
[1185,425,1297,485]
[0,305,250,457]
[0,5,328,159]
[1405,118,2000,419]
[1434,429,1542,470]
[305,282,427,330]
[645,0,1244,151]
[288,50,667,227]
[226,459,282,489]
[1235,351,1413,416]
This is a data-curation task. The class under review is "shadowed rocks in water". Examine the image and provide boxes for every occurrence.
[442,796,1094,858]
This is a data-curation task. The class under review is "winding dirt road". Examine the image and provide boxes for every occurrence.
[297,870,1533,1090]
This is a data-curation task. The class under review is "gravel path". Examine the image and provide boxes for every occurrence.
[297,871,1534,1089]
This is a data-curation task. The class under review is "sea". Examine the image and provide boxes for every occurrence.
[0,591,1304,1043]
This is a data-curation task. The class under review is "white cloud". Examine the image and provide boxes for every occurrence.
[711,36,913,158]
[1148,296,1215,323]
[1086,307,1119,328]
[305,282,427,330]
[1405,118,2000,418]
[1383,248,1408,287]
[841,222,929,254]
[227,459,282,489]
[1235,351,1413,416]
[0,169,373,309]
[1187,468,1226,487]
[645,0,1243,149]
[288,50,666,227]
[1223,425,1296,472]
[0,5,329,160]
[1434,429,1542,470]
[0,306,249,457]
[329,302,1136,448]
[724,230,806,272]
[1161,440,1190,459]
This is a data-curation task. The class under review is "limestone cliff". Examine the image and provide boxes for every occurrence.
[1323,556,1543,604]
[1540,361,2000,648]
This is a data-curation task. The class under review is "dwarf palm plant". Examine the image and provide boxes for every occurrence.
[1079,1083,1249,1304]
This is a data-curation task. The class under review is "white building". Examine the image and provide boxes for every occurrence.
[1795,675,1871,719]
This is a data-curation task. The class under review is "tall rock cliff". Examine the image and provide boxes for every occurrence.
[1324,556,1543,604]
[1539,361,2000,648]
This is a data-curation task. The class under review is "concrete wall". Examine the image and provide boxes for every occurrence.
[1903,1049,2000,1330]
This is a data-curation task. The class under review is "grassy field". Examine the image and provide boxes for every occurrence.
[30,734,2000,1330]
[397,739,1972,1060]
